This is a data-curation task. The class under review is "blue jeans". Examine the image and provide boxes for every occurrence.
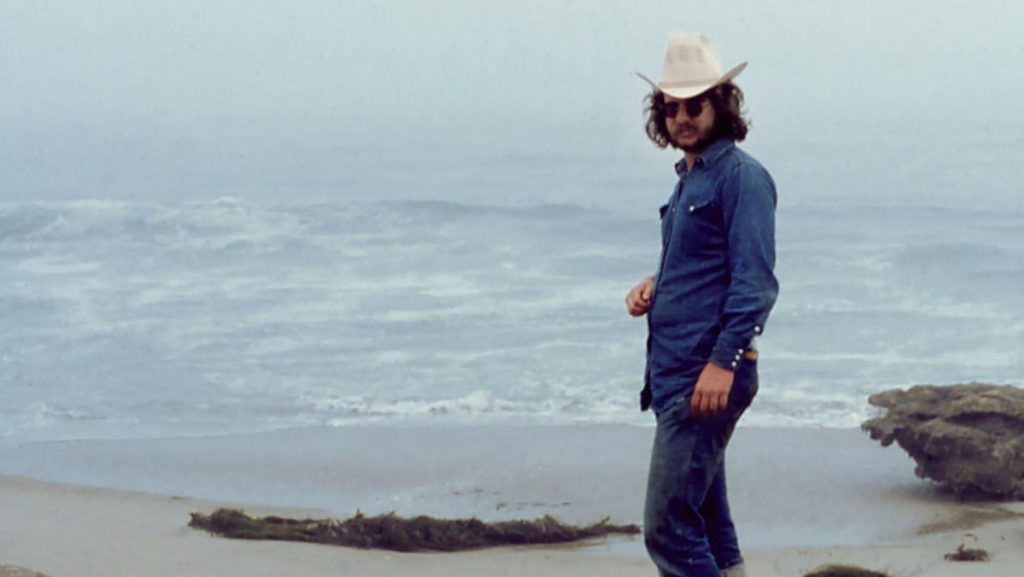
[644,361,758,577]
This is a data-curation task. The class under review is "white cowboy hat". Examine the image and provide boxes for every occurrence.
[636,33,747,99]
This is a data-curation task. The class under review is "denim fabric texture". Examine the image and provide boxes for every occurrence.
[644,357,759,577]
[644,138,778,414]
[641,137,777,576]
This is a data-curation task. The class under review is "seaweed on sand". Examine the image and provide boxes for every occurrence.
[804,565,891,577]
[944,543,990,562]
[189,508,641,552]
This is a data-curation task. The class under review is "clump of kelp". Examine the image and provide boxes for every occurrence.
[804,565,891,577]
[944,543,990,562]
[189,508,640,552]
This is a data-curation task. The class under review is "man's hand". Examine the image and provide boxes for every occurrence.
[625,276,655,317]
[690,363,734,417]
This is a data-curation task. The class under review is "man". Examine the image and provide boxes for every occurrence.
[625,33,779,577]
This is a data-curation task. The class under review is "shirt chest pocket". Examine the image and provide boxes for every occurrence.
[673,193,725,254]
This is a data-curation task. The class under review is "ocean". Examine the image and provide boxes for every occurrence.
[2,130,1022,441]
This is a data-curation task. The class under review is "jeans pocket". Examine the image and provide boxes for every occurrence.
[731,361,759,409]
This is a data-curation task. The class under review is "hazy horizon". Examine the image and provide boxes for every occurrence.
[3,1,1023,204]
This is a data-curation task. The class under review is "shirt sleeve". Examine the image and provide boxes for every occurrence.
[709,161,779,371]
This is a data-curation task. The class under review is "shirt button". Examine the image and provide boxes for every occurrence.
[731,361,738,368]
[737,348,744,353]
[688,205,695,213]
[754,326,762,334]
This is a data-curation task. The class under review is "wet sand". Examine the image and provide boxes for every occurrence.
[1,425,1022,576]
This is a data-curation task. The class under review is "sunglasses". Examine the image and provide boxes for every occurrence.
[663,96,707,118]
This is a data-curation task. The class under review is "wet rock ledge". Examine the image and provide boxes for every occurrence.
[862,382,1024,499]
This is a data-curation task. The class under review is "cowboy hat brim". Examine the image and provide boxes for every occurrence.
[635,62,748,99]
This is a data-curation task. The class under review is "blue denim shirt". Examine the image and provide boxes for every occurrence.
[644,137,779,414]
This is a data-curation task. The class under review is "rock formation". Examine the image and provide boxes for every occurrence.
[862,383,1024,499]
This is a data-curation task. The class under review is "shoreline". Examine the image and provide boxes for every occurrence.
[0,424,962,545]
[2,424,1023,576]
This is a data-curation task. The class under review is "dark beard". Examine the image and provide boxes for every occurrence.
[672,128,718,154]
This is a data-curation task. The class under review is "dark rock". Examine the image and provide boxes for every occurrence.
[862,383,1024,499]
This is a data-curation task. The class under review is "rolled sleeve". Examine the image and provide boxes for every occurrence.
[709,161,779,370]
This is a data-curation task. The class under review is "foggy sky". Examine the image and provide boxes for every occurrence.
[2,1,1023,201]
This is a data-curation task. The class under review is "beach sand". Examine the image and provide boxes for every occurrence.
[1,425,1022,576]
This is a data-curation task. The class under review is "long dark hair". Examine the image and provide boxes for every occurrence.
[643,82,750,149]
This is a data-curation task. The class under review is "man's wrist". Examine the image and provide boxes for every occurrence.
[706,359,734,373]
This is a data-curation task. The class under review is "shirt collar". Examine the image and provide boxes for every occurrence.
[674,138,735,175]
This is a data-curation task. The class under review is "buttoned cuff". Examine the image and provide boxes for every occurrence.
[710,325,763,371]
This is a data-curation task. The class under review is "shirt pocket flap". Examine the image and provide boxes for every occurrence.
[681,194,715,215]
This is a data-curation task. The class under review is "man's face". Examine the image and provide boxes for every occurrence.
[664,91,716,153]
